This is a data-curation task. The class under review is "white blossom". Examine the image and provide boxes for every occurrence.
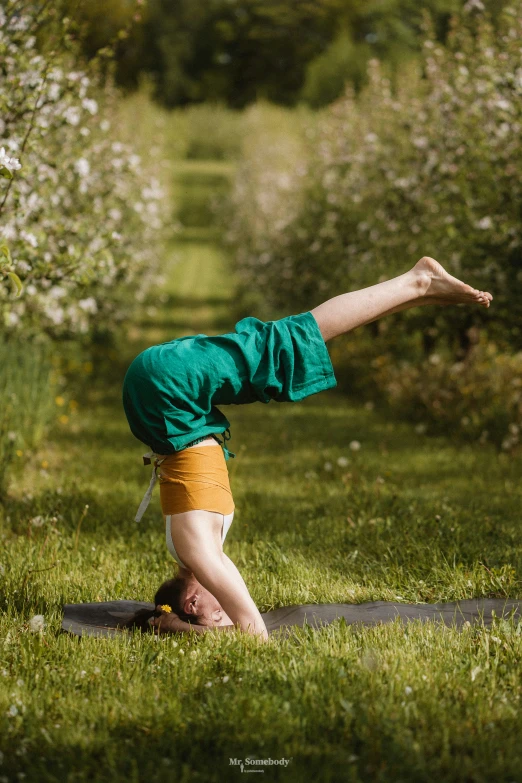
[20,231,38,248]
[464,0,485,11]
[48,83,61,101]
[82,98,98,115]
[349,440,361,451]
[0,146,22,173]
[29,615,45,632]
[78,297,98,314]
[74,158,90,177]
[63,106,81,126]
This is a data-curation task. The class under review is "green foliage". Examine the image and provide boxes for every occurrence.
[0,3,171,339]
[66,0,515,109]
[0,338,55,496]
[226,3,522,447]
[167,103,244,161]
[301,30,371,108]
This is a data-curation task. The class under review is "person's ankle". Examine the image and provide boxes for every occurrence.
[409,267,431,298]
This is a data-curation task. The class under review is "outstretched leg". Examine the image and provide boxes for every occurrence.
[311,256,492,343]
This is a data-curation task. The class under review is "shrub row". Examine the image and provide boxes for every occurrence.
[226,4,522,450]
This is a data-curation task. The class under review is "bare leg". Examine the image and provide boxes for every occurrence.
[311,256,493,343]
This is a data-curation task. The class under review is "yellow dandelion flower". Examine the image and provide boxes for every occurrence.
[160,604,172,613]
[16,449,23,457]
[69,400,79,411]
[41,460,49,469]
[59,415,69,425]
[55,396,65,407]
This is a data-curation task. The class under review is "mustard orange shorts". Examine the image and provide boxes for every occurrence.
[156,439,235,516]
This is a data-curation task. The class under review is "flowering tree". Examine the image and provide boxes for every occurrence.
[226,2,522,448]
[0,0,168,338]
[228,2,522,352]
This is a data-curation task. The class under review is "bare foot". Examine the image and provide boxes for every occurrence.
[413,256,492,308]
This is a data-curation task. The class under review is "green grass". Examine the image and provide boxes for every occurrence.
[1,161,522,783]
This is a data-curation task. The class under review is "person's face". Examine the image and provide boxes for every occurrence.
[183,582,233,627]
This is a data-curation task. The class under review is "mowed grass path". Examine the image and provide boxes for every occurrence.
[1,164,522,782]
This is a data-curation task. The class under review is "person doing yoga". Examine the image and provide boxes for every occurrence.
[122,257,492,642]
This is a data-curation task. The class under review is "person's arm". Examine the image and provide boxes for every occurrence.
[192,554,268,640]
[167,512,269,640]
[150,608,237,635]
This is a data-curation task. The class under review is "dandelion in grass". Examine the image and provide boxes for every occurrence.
[337,456,349,467]
[222,675,229,683]
[404,686,413,695]
[324,461,333,471]
[349,441,361,451]
[29,615,45,632]
[205,681,212,688]
[7,705,18,717]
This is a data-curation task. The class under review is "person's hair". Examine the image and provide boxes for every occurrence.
[122,575,204,632]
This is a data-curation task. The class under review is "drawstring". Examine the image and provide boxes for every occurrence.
[135,452,166,522]
[214,428,236,461]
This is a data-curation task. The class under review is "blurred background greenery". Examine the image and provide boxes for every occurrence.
[1,0,521,495]
[68,0,508,108]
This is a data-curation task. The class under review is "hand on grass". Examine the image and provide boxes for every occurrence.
[149,606,187,634]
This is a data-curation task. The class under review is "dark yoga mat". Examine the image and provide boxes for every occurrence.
[62,598,522,639]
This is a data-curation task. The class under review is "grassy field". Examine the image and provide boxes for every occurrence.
[1,161,522,783]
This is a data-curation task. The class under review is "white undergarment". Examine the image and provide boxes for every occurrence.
[165,510,235,569]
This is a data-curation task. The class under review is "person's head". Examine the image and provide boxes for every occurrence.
[124,572,232,631]
[154,574,233,627]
